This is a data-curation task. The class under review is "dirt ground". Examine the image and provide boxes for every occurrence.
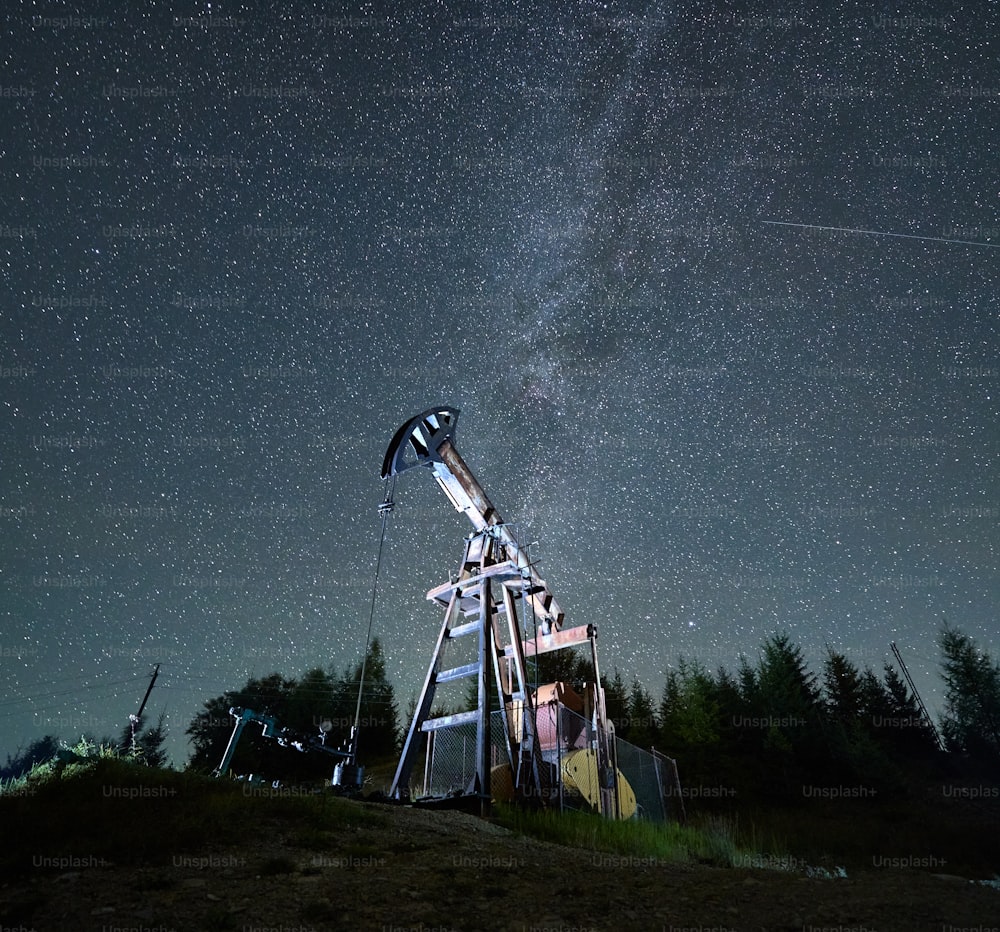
[2,799,997,932]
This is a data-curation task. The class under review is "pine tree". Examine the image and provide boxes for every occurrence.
[713,666,744,745]
[185,672,297,773]
[736,653,759,705]
[285,668,338,736]
[658,669,681,745]
[879,664,939,758]
[939,625,1000,760]
[0,735,60,780]
[659,659,720,748]
[335,638,400,759]
[139,711,170,768]
[860,666,893,728]
[603,668,629,738]
[657,659,723,792]
[626,676,658,749]
[757,634,823,719]
[821,651,908,785]
[751,633,825,792]
[823,650,865,725]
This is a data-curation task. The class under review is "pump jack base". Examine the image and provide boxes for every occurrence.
[411,792,492,815]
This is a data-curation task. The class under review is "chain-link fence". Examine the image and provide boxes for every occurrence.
[614,736,685,822]
[413,714,509,798]
[412,702,682,822]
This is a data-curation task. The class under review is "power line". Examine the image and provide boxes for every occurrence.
[2,667,144,692]
[0,676,143,711]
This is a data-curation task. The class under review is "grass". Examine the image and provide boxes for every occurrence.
[721,796,1000,876]
[5,741,996,881]
[492,787,1000,877]
[0,744,383,877]
[492,803,774,868]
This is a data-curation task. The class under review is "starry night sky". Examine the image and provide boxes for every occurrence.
[1,1,997,767]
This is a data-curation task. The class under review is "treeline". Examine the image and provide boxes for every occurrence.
[8,625,997,800]
[186,637,399,779]
[549,624,999,802]
[1,712,168,782]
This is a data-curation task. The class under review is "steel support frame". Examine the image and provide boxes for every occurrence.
[389,527,548,809]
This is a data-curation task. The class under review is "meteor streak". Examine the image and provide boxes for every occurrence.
[761,219,1000,249]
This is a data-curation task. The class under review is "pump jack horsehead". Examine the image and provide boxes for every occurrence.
[381,406,637,818]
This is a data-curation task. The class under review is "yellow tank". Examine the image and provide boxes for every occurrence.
[561,749,637,820]
[490,753,637,819]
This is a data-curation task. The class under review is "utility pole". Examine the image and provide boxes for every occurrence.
[135,663,161,721]
[123,663,160,753]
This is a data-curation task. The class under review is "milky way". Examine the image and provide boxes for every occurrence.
[1,2,997,766]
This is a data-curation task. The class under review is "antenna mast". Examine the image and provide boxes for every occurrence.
[890,642,945,751]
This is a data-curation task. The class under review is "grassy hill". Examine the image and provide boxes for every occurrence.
[1,748,998,931]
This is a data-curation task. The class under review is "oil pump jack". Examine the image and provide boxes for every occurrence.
[213,706,361,787]
[383,407,632,817]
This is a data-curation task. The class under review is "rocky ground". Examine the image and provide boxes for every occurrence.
[2,799,997,932]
